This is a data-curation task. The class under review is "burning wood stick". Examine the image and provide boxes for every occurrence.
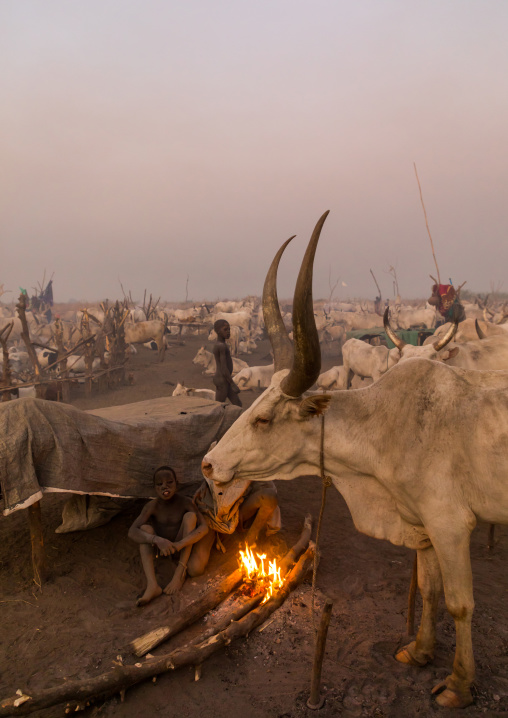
[0,545,315,716]
[130,568,244,657]
[131,513,313,657]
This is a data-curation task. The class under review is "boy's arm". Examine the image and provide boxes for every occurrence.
[217,344,236,386]
[128,501,157,544]
[174,503,209,551]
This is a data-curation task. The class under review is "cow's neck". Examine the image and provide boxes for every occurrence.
[322,385,391,480]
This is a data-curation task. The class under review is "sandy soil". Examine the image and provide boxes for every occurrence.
[1,334,507,717]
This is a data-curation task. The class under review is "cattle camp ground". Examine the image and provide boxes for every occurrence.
[0,293,508,717]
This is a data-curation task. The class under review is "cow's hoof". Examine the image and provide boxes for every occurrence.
[432,679,473,708]
[395,642,429,667]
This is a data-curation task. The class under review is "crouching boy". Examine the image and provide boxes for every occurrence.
[129,466,209,606]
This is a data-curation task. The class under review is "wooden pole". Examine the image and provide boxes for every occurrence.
[414,163,441,286]
[407,553,418,635]
[80,310,93,397]
[0,322,14,402]
[307,598,333,710]
[28,502,47,587]
[370,269,382,298]
[16,294,46,399]
[488,524,496,553]
[53,318,70,403]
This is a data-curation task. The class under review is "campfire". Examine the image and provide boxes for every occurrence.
[238,544,283,603]
[0,516,314,716]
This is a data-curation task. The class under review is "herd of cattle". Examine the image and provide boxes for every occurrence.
[2,293,508,398]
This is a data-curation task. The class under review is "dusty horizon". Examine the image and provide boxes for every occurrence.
[2,1,507,304]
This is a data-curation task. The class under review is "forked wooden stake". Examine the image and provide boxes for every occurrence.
[307,597,333,710]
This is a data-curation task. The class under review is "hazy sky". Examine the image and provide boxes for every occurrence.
[2,1,507,304]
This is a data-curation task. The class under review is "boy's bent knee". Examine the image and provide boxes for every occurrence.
[258,492,278,511]
[187,562,206,578]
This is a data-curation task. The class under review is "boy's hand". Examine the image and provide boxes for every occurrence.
[154,537,177,556]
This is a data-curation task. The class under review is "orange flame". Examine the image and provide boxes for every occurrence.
[239,544,283,603]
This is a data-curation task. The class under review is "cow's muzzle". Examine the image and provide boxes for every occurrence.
[201,460,213,479]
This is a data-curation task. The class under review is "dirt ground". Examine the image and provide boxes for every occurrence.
[1,334,508,717]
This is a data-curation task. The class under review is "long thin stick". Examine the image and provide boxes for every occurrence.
[307,598,333,710]
[370,269,381,298]
[407,553,418,635]
[414,163,441,285]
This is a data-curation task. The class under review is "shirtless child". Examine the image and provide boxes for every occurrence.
[128,466,209,606]
[212,319,242,407]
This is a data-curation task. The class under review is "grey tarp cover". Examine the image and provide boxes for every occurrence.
[0,396,242,516]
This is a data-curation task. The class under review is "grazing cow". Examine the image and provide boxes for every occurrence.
[341,338,398,387]
[233,364,274,391]
[192,347,248,376]
[124,320,166,361]
[202,212,508,708]
[172,382,216,400]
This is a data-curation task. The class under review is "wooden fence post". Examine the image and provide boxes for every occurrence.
[28,501,47,587]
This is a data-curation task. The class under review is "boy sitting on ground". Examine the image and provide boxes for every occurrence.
[128,466,209,606]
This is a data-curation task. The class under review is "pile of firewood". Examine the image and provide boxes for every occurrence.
[0,517,314,716]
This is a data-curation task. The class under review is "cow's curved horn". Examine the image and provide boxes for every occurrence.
[281,211,329,397]
[262,236,295,372]
[383,307,406,351]
[475,319,486,340]
[434,319,459,351]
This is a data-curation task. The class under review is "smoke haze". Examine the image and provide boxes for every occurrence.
[2,1,507,303]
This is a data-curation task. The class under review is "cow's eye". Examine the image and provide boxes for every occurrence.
[254,417,270,426]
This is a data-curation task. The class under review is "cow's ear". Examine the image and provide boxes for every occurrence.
[443,346,460,361]
[299,394,332,418]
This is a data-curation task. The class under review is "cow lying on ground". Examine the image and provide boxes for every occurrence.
[233,364,274,391]
[172,382,215,400]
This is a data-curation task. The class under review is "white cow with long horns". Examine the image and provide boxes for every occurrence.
[202,211,508,709]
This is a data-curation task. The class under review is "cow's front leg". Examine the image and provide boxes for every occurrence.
[396,544,442,667]
[430,529,475,708]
